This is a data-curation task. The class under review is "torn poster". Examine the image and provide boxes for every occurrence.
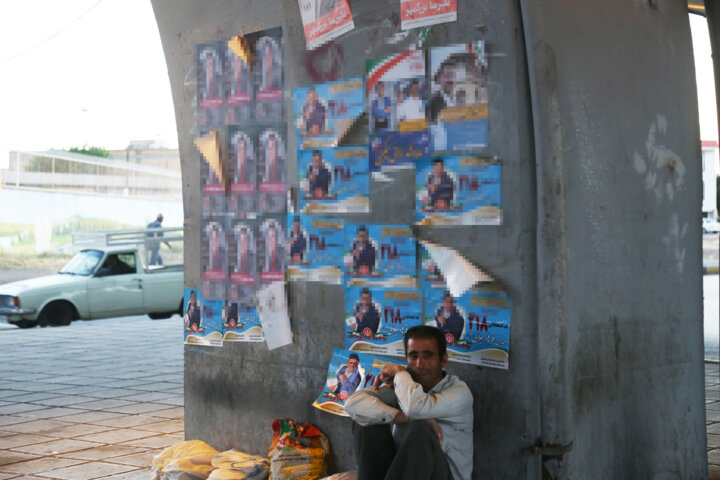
[429,41,488,152]
[298,147,370,213]
[401,0,457,31]
[367,50,430,171]
[227,126,256,216]
[222,301,264,342]
[257,281,293,350]
[184,288,223,347]
[298,0,355,50]
[196,130,227,217]
[252,28,284,123]
[228,218,257,304]
[416,155,501,225]
[202,217,228,301]
[419,239,493,297]
[196,42,225,128]
[294,78,364,150]
[225,37,254,125]
[345,286,421,357]
[313,349,402,416]
[344,224,417,288]
[288,215,345,284]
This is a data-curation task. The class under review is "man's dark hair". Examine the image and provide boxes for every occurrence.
[348,353,360,361]
[361,287,371,297]
[312,149,321,157]
[433,52,477,83]
[358,225,367,233]
[411,79,419,87]
[433,157,444,165]
[404,325,447,359]
[443,292,453,300]
[294,217,300,223]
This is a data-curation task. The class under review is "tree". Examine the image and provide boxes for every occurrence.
[68,146,110,158]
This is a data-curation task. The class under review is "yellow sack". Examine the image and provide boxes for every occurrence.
[211,450,270,479]
[152,439,219,480]
[209,469,257,480]
[268,419,330,480]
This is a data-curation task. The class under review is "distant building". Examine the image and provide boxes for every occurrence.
[702,140,718,220]
[107,141,180,172]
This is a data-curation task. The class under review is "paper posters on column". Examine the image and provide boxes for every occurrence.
[257,281,293,350]
[345,286,421,356]
[184,288,223,346]
[367,50,430,172]
[257,125,287,214]
[313,349,403,416]
[222,300,263,342]
[298,0,355,50]
[224,37,254,125]
[294,78,364,150]
[198,131,226,217]
[228,126,256,216]
[344,224,417,288]
[202,217,228,300]
[228,218,257,304]
[197,42,225,128]
[429,41,488,152]
[415,155,501,225]
[306,216,344,284]
[400,0,457,30]
[298,147,370,213]
[286,214,309,282]
[251,28,284,123]
[258,215,286,285]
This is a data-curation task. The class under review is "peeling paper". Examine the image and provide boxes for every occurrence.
[195,131,226,188]
[256,281,293,350]
[419,240,494,297]
[228,36,252,70]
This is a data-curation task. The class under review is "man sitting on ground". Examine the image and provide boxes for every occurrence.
[344,325,473,480]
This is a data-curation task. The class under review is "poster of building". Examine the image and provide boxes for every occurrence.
[294,78,364,150]
[184,288,223,346]
[224,37,254,125]
[227,127,256,216]
[312,349,402,416]
[400,0,457,30]
[344,286,421,357]
[202,217,228,300]
[222,301,264,342]
[258,215,286,285]
[298,147,370,213]
[251,28,284,123]
[367,50,430,171]
[196,42,225,128]
[343,224,417,288]
[429,41,488,152]
[228,218,257,304]
[415,155,501,225]
[257,125,287,214]
[297,0,355,50]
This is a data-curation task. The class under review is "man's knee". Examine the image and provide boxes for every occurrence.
[399,420,440,447]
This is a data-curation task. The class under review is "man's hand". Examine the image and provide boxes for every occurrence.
[338,373,348,383]
[379,363,406,384]
[426,418,443,444]
[393,410,409,424]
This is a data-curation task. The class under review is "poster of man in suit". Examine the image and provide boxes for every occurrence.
[202,218,228,301]
[228,128,257,216]
[258,127,287,214]
[258,216,286,284]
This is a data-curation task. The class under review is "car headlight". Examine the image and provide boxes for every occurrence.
[0,295,16,307]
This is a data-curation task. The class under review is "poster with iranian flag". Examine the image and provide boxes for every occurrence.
[400,0,457,30]
[298,0,355,50]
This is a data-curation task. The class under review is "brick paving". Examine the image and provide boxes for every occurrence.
[0,316,183,479]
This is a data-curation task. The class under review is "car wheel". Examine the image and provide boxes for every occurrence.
[15,319,38,329]
[38,302,77,327]
[149,312,174,320]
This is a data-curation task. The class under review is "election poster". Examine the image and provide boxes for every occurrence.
[184,288,223,347]
[228,218,257,304]
[345,286,421,357]
[344,224,417,288]
[416,155,502,225]
[286,214,309,282]
[200,133,226,217]
[313,349,402,416]
[202,217,228,301]
[224,37,254,125]
[251,28,284,123]
[258,215,287,285]
[196,42,225,128]
[429,41,488,152]
[297,0,355,50]
[227,126,257,216]
[298,147,370,213]
[423,284,511,369]
[222,301,264,342]
[306,216,345,284]
[400,0,457,30]
[294,78,364,150]
[367,50,431,171]
[257,125,287,214]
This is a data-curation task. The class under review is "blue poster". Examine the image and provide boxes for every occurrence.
[343,224,417,288]
[429,42,489,152]
[298,147,370,213]
[344,286,421,357]
[312,349,403,416]
[287,215,345,284]
[184,288,223,346]
[294,78,364,150]
[369,130,430,172]
[222,301,263,342]
[415,155,501,225]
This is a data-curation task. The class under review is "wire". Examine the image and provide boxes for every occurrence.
[0,0,106,64]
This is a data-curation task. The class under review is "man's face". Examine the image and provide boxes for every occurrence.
[190,292,197,304]
[238,141,246,163]
[239,231,248,251]
[433,162,444,177]
[439,65,454,96]
[268,227,277,250]
[312,153,322,168]
[267,138,277,162]
[346,358,359,373]
[443,296,454,313]
[361,293,371,308]
[406,337,447,391]
[410,82,419,97]
[376,83,384,97]
[293,221,301,233]
[357,230,368,245]
[307,89,316,104]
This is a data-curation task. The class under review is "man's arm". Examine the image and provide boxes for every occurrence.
[393,370,473,421]
[344,387,404,426]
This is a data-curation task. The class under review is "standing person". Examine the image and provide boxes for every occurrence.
[435,293,464,343]
[147,214,171,266]
[425,158,455,209]
[345,325,474,480]
[300,87,327,135]
[290,217,307,263]
[371,82,392,132]
[349,288,381,336]
[351,226,376,275]
[306,150,331,197]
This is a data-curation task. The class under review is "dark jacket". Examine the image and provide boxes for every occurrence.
[435,306,464,341]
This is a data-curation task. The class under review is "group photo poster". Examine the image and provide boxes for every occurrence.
[251,28,284,123]
[257,125,287,214]
[227,126,257,216]
[415,155,501,225]
[228,218,257,304]
[423,285,511,369]
[184,288,223,347]
[258,214,287,285]
[224,37,253,125]
[196,41,225,128]
[297,0,355,50]
[367,50,430,171]
[298,147,370,213]
[294,78,364,150]
[202,217,229,301]
[344,286,421,357]
[222,300,264,343]
[429,41,488,152]
[400,0,458,30]
[343,224,417,288]
[313,349,402,416]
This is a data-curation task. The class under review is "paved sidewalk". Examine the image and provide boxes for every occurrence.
[0,316,183,479]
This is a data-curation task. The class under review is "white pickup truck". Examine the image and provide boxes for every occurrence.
[0,246,184,328]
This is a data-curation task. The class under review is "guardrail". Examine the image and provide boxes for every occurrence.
[72,227,184,269]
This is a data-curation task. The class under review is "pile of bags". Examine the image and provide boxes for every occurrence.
[151,419,336,480]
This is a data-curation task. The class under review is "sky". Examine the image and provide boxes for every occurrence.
[690,13,718,142]
[0,0,178,165]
